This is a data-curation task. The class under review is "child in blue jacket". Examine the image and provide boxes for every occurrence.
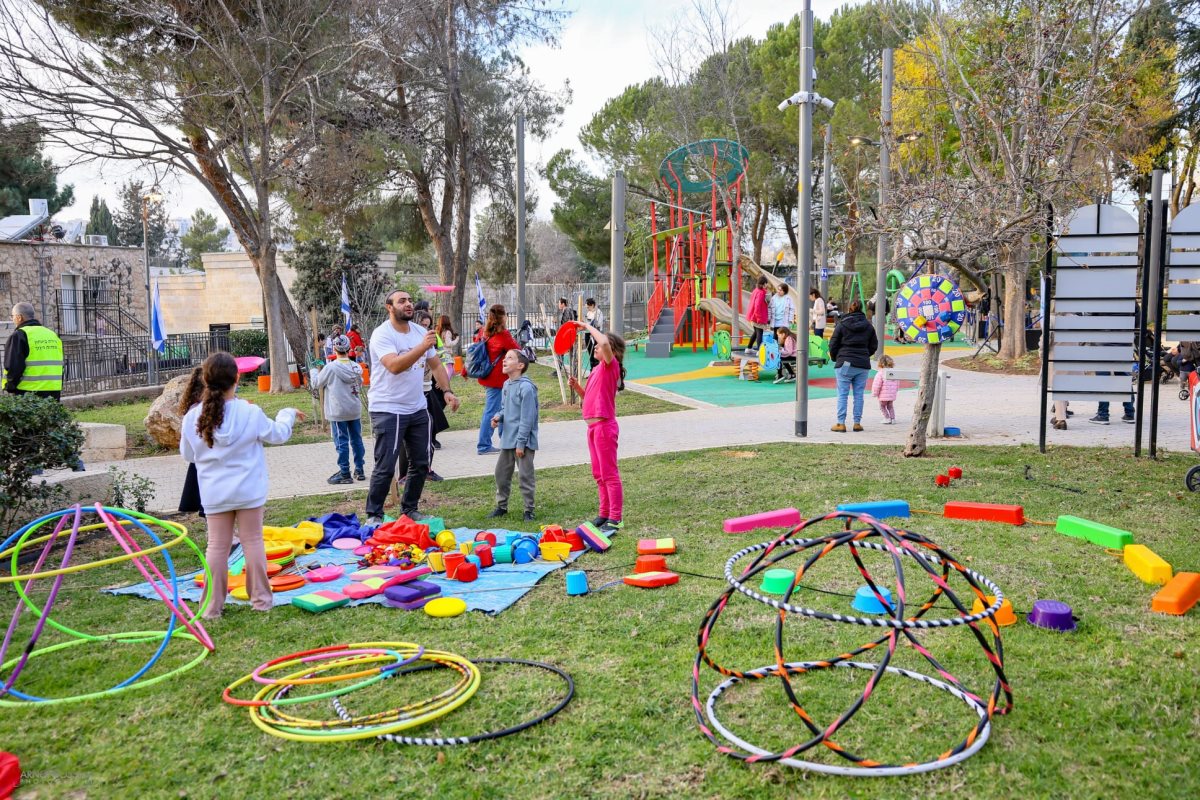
[487,350,540,522]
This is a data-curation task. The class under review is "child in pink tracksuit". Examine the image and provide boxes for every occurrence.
[568,323,626,535]
[872,354,900,424]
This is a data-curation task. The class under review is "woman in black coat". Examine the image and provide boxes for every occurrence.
[827,299,879,432]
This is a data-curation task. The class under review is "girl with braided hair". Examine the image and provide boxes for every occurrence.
[180,352,304,618]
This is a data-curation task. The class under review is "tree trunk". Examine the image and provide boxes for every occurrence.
[249,246,307,393]
[904,341,942,457]
[997,261,1029,359]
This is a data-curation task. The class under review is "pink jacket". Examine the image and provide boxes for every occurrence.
[872,371,899,402]
[747,288,769,325]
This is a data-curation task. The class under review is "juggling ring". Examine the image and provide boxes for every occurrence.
[694,510,1011,776]
[0,505,213,704]
[331,657,576,746]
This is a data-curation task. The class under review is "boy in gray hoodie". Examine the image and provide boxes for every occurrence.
[313,335,366,484]
[487,349,539,522]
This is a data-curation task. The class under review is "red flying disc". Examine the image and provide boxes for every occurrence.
[235,356,265,374]
[553,321,581,356]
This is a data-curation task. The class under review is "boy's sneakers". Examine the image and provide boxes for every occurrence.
[354,469,366,481]
[853,423,864,432]
[1121,414,1136,423]
[523,510,536,522]
[486,507,508,518]
[1089,415,1110,425]
[831,423,847,433]
[591,516,608,528]
[600,519,623,534]
[327,471,353,485]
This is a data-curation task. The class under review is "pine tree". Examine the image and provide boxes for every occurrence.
[179,209,228,270]
[111,179,167,253]
[84,195,119,244]
[0,114,73,216]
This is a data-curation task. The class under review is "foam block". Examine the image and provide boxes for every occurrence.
[383,580,441,604]
[1151,572,1200,615]
[635,554,668,573]
[1123,544,1172,585]
[576,523,612,552]
[1056,515,1133,549]
[943,502,1025,525]
[290,590,350,613]
[637,537,677,555]
[836,500,911,520]
[723,507,802,534]
[623,570,680,588]
[348,566,403,581]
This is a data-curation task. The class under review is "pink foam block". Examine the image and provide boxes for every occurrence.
[723,507,802,534]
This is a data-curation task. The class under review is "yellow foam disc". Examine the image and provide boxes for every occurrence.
[424,597,467,618]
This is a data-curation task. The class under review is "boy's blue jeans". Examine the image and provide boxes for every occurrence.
[835,363,870,424]
[332,419,365,475]
[477,387,503,453]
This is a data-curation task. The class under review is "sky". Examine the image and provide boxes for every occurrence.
[52,0,855,228]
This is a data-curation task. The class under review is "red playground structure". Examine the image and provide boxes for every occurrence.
[645,139,750,359]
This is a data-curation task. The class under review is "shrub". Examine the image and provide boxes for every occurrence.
[0,395,85,536]
[107,467,157,513]
[229,329,269,358]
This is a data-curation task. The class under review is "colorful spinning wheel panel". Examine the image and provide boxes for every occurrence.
[712,330,732,360]
[893,275,967,344]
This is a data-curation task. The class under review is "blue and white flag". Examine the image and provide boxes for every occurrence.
[340,274,352,333]
[475,272,487,324]
[150,281,167,354]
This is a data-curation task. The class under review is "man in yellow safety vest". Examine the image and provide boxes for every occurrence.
[4,302,65,398]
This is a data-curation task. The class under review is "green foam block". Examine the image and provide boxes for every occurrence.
[1055,515,1133,549]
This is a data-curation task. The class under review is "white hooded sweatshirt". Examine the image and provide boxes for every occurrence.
[180,398,298,514]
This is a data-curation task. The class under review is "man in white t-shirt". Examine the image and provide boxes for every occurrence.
[364,290,461,524]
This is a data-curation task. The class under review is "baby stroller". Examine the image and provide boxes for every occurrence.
[1161,341,1199,401]
[516,319,537,362]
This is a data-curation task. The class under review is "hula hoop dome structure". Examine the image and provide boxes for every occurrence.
[659,139,749,194]
[0,504,214,705]
[694,510,1012,776]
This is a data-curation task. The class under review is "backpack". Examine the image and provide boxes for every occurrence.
[465,336,502,379]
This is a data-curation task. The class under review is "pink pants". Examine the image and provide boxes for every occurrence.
[586,418,623,521]
[879,400,895,420]
[203,506,269,617]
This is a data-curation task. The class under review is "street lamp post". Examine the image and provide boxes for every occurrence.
[820,122,832,299]
[142,185,162,385]
[874,47,893,358]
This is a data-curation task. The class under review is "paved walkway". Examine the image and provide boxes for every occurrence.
[86,350,1195,514]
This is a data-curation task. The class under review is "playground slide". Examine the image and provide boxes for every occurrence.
[696,296,756,335]
[737,254,786,292]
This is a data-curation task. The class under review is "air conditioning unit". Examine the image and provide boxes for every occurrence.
[84,235,109,246]
[249,316,265,326]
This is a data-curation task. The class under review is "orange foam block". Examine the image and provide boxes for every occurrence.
[1151,572,1200,616]
[1123,545,1172,586]
[943,501,1024,526]
[623,571,679,588]
[637,538,676,555]
[723,508,802,533]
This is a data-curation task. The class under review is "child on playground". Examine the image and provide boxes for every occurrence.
[872,354,900,424]
[487,350,540,522]
[180,352,304,618]
[568,323,626,534]
[746,276,770,353]
[775,327,797,383]
[312,334,366,484]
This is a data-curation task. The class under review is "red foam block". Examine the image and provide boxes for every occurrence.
[943,501,1024,525]
[723,507,802,534]
[948,466,963,479]
[623,570,679,588]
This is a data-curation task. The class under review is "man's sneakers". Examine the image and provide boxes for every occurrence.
[523,510,536,522]
[831,423,847,433]
[354,469,366,481]
[327,471,353,485]
[486,507,508,519]
[1089,415,1110,425]
[365,515,384,527]
[1122,413,1136,424]
[427,471,445,482]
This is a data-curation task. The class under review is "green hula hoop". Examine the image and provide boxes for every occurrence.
[0,630,210,707]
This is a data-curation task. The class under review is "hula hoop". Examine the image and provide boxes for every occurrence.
[250,645,425,686]
[0,506,212,703]
[0,506,80,696]
[693,510,1010,774]
[704,660,990,777]
[223,650,413,708]
[0,630,210,707]
[331,658,575,746]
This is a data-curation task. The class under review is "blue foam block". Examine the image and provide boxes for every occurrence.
[836,500,911,520]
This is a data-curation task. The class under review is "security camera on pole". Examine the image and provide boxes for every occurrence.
[776,1,834,438]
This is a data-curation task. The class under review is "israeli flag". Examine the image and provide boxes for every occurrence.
[340,274,352,333]
[150,281,167,354]
[475,272,487,324]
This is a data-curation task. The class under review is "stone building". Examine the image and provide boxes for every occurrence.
[0,240,149,338]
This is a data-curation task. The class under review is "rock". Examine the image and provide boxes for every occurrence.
[144,374,193,448]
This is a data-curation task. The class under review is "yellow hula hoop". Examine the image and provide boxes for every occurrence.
[246,649,481,742]
[1,519,193,582]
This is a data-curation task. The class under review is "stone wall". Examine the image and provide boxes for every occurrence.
[0,241,148,336]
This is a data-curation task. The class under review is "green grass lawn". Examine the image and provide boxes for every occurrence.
[2,444,1197,799]
[72,363,682,459]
